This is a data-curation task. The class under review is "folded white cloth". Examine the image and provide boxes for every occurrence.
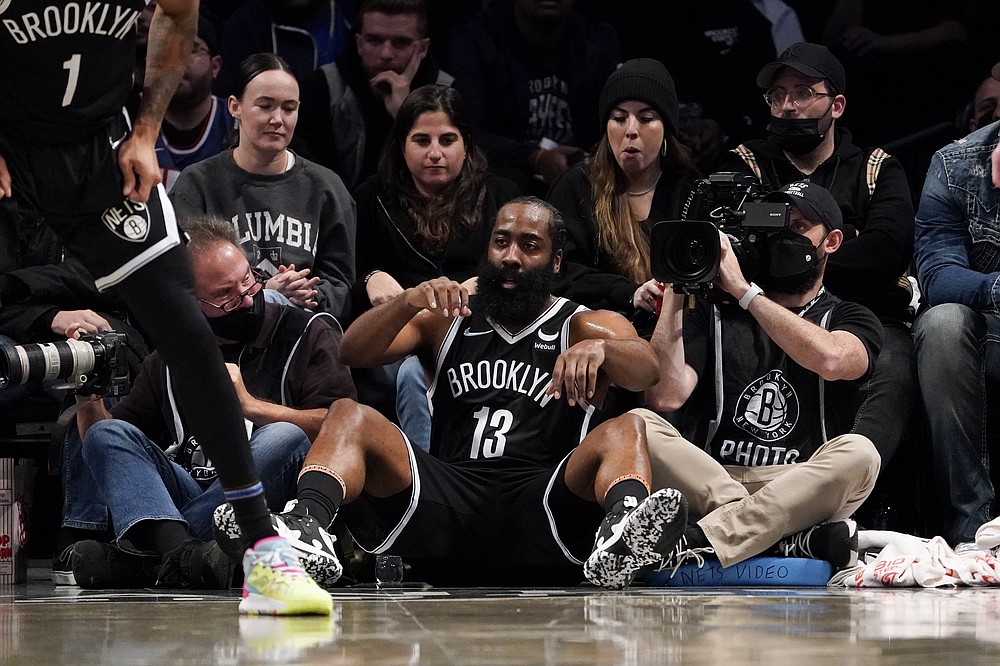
[829,532,1000,587]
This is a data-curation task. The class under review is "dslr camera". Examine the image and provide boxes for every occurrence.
[650,172,789,296]
[0,330,131,397]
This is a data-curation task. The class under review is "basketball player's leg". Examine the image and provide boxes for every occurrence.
[303,399,414,504]
[109,246,331,614]
[51,154,330,612]
[214,400,418,589]
[565,413,688,590]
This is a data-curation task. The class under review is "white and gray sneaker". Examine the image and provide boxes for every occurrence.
[955,542,999,557]
[584,488,688,590]
[212,500,343,588]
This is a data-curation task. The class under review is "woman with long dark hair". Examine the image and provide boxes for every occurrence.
[352,84,520,449]
[354,84,520,310]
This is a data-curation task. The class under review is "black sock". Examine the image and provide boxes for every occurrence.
[230,492,277,550]
[291,469,344,529]
[683,524,711,550]
[604,478,649,512]
[124,520,192,556]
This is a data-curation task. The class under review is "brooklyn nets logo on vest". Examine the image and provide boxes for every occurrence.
[102,199,150,243]
[733,369,799,441]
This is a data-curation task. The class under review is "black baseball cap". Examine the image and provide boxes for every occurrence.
[765,181,843,231]
[756,42,846,94]
[197,15,218,54]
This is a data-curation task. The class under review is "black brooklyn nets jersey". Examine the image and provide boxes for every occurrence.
[680,289,883,467]
[427,297,594,469]
[0,1,146,143]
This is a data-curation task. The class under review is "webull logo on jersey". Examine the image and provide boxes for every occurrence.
[447,360,555,407]
[2,3,140,42]
[721,369,802,466]
[102,199,150,243]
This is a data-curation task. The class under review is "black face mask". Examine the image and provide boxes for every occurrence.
[761,231,823,294]
[766,116,827,155]
[206,289,266,343]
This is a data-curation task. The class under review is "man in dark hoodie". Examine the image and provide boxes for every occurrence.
[446,0,620,191]
[707,42,916,512]
[294,0,453,189]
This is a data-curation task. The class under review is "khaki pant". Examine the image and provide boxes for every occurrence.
[634,408,881,567]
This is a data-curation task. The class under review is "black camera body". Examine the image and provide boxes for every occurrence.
[651,172,789,295]
[0,330,131,397]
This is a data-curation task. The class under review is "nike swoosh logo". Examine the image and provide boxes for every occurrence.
[537,329,559,342]
[463,328,493,337]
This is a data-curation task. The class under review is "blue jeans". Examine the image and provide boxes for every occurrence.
[63,419,310,542]
[396,354,431,452]
[913,303,1000,543]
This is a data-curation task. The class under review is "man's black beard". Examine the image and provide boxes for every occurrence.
[168,78,213,112]
[760,255,826,296]
[473,259,556,330]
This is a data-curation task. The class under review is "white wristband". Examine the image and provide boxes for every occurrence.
[738,282,764,310]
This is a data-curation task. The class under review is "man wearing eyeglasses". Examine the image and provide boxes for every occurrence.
[59,214,356,592]
[708,42,916,532]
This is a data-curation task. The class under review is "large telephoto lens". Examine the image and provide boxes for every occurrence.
[0,339,98,389]
[650,220,722,285]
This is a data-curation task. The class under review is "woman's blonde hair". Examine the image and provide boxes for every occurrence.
[587,134,697,284]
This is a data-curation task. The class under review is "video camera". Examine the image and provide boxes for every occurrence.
[650,173,790,296]
[0,330,131,397]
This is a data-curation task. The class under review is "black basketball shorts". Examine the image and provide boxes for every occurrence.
[1,110,181,291]
[340,426,605,570]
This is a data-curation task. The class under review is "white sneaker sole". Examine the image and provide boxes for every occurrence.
[584,488,688,590]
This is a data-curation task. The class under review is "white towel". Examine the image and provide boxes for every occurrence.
[829,533,1000,587]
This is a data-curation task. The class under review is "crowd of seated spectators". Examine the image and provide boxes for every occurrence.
[3,0,1000,587]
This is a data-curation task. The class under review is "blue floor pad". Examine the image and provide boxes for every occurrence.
[645,556,833,587]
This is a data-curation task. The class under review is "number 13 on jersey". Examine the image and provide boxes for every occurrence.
[470,407,514,459]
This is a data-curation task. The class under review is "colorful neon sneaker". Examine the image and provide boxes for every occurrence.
[240,536,333,616]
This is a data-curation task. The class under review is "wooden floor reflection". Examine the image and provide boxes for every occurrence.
[5,570,1000,665]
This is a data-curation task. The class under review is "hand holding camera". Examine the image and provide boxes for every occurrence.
[650,172,791,303]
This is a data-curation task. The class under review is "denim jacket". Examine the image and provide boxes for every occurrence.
[915,121,1000,310]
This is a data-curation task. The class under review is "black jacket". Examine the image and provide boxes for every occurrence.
[716,128,915,319]
[546,162,698,313]
[351,174,521,312]
[447,2,620,169]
